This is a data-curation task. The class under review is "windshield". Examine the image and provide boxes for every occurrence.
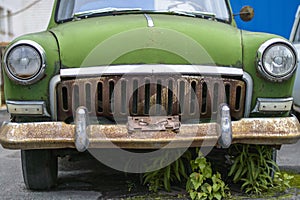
[56,0,230,22]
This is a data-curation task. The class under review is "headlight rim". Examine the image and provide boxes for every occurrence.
[257,38,298,82]
[3,40,46,85]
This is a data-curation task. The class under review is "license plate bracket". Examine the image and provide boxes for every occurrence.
[127,116,181,133]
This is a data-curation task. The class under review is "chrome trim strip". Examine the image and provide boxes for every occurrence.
[60,65,244,78]
[6,100,50,117]
[252,97,293,113]
[144,14,154,27]
[49,75,61,120]
[3,40,46,85]
[242,72,253,117]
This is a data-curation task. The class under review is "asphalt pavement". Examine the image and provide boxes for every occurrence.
[277,140,300,173]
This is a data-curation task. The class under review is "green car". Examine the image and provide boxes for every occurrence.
[1,0,300,190]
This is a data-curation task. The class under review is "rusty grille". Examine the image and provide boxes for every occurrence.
[56,76,246,122]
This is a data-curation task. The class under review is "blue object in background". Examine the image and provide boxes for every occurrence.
[230,0,300,39]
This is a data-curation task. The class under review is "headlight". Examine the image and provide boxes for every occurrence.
[4,40,46,85]
[257,38,297,82]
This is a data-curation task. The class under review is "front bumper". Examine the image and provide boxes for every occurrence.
[0,116,300,150]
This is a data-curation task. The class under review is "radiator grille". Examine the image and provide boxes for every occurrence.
[56,76,246,122]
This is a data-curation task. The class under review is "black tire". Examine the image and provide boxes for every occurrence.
[21,149,58,190]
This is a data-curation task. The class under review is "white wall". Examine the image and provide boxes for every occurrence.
[0,0,55,42]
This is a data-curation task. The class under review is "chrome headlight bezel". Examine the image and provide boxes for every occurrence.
[257,38,298,82]
[3,40,46,85]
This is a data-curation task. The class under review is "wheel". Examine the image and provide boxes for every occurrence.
[21,149,58,190]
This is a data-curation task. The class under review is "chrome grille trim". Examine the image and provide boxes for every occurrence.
[60,65,244,77]
[50,75,61,120]
[50,66,253,121]
[242,72,253,117]
[55,75,246,122]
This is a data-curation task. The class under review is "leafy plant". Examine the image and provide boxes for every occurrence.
[126,180,136,192]
[228,144,294,194]
[186,151,229,200]
[273,171,294,192]
[284,170,300,189]
[143,151,191,192]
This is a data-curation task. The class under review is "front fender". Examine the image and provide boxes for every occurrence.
[2,31,60,115]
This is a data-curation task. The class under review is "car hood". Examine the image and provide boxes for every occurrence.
[50,14,243,68]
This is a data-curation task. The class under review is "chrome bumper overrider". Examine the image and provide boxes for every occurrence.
[0,114,299,150]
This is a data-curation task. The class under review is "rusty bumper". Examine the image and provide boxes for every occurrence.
[0,116,300,150]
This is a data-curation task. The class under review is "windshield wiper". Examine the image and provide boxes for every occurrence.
[72,8,217,21]
[74,7,142,19]
[165,10,216,19]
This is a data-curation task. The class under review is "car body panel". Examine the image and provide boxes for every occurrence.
[50,14,243,68]
[0,0,299,150]
[4,14,295,114]
[241,30,296,110]
[2,32,60,106]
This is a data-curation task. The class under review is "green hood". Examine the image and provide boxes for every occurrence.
[50,14,243,68]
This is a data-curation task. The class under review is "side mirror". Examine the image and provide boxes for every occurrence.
[239,6,254,22]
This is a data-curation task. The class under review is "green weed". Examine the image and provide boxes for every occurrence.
[143,150,191,192]
[186,150,230,200]
[228,144,294,195]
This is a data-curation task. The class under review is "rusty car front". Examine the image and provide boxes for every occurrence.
[1,0,300,190]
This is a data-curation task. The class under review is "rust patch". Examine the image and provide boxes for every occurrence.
[56,75,246,121]
[232,117,300,144]
[0,117,299,149]
[6,122,75,140]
